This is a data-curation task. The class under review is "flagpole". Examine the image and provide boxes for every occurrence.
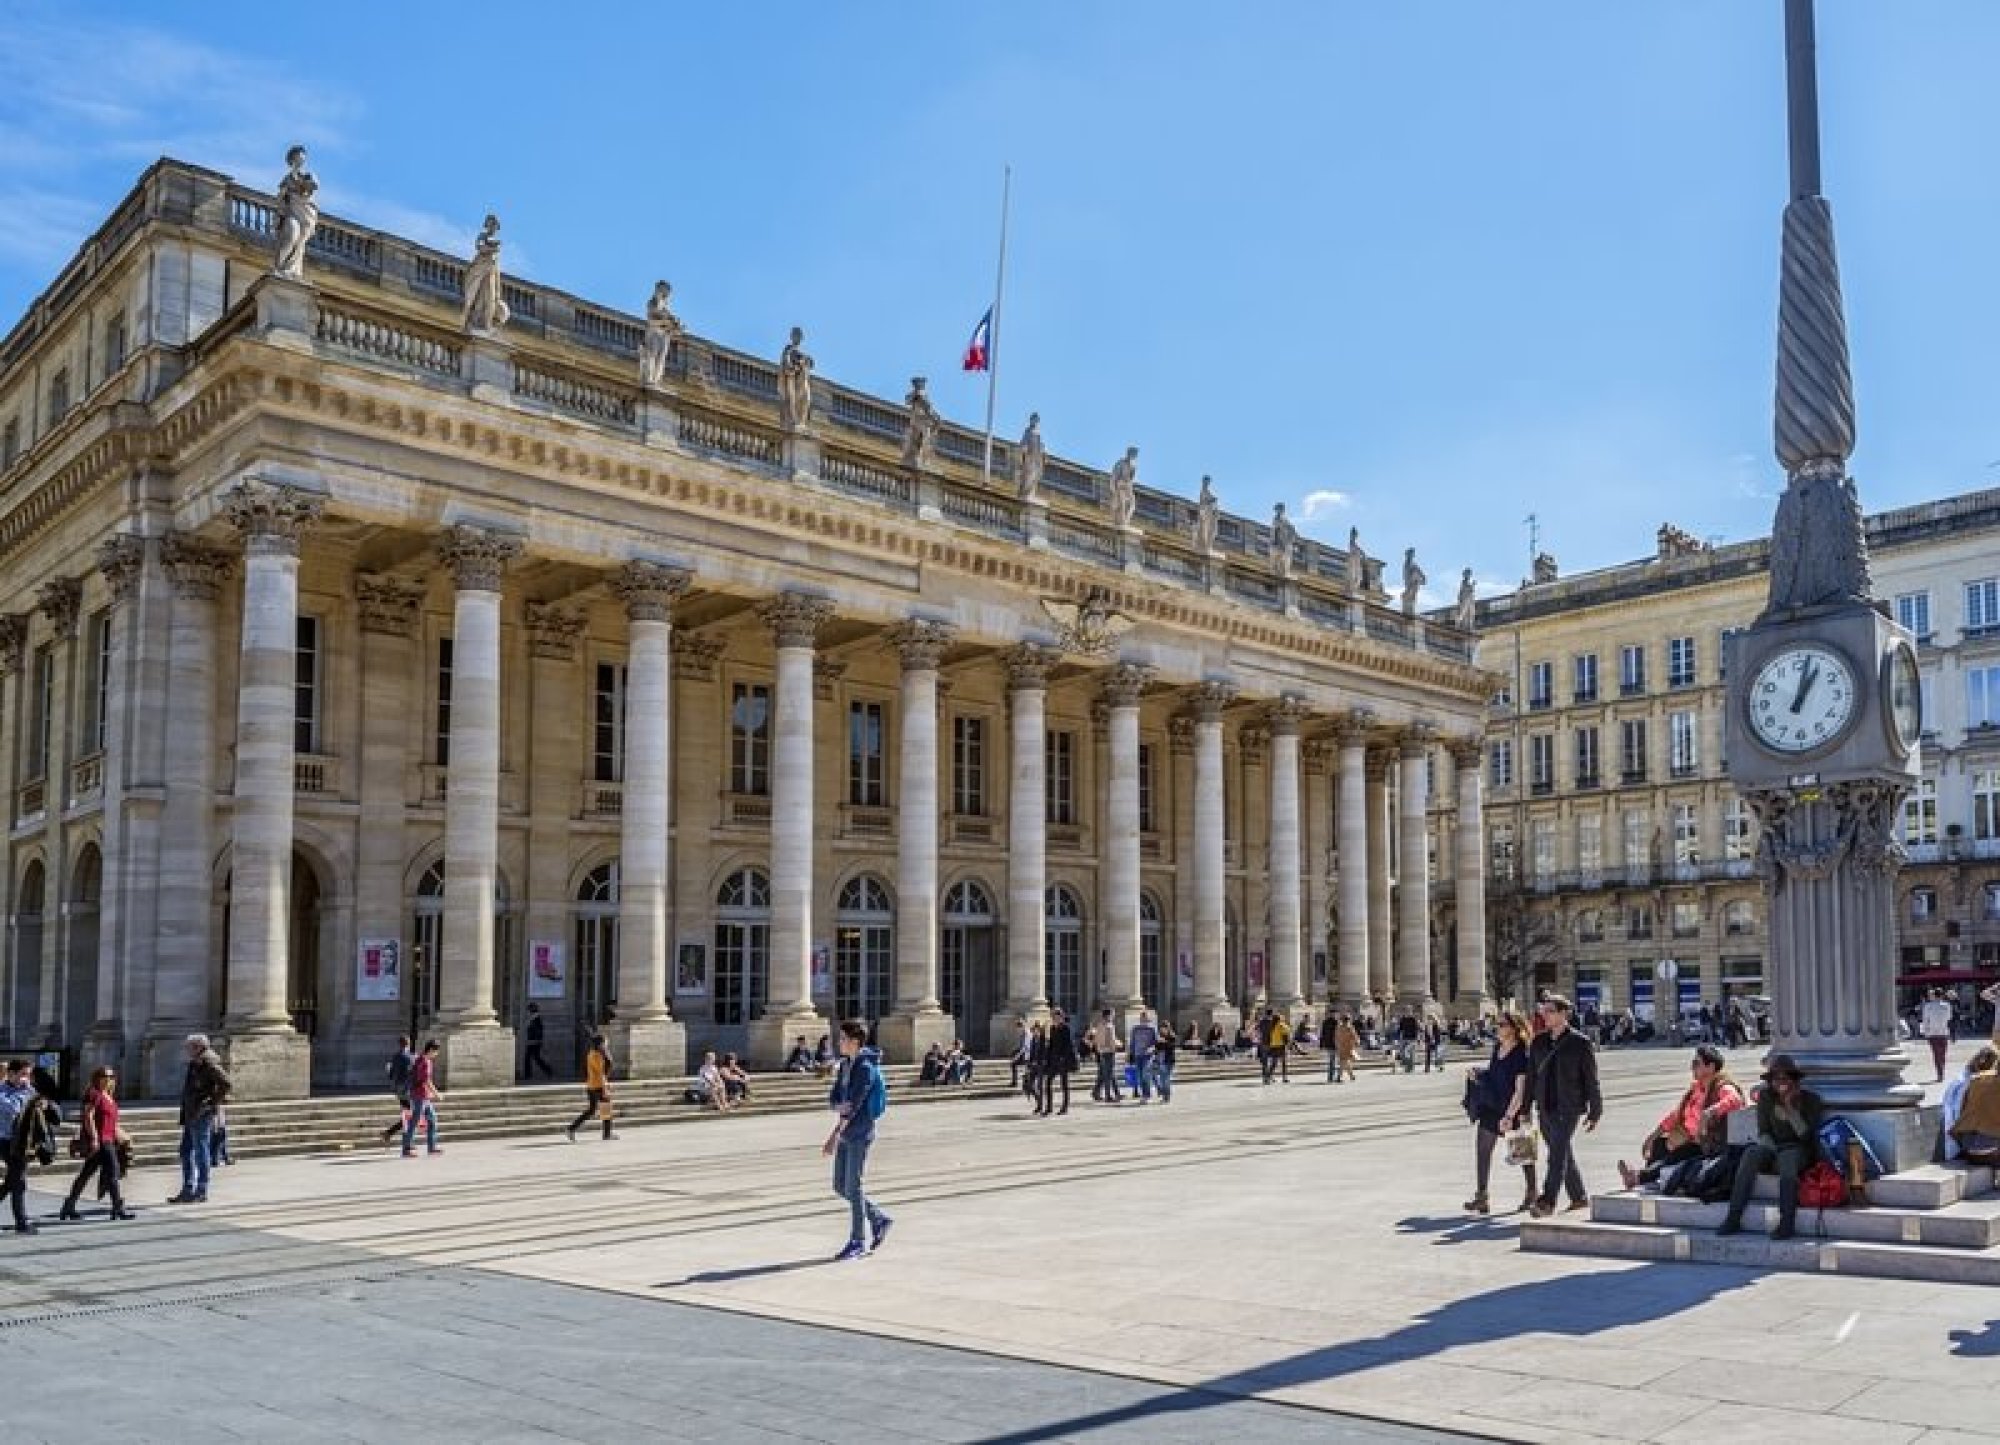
[980,164,1011,488]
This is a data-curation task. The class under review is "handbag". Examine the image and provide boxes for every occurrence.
[1504,1126,1539,1167]
[1798,1159,1848,1210]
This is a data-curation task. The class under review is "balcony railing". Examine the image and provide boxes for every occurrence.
[1575,773,1601,791]
[1621,768,1649,785]
[16,777,46,820]
[293,753,340,795]
[842,803,893,838]
[580,780,622,818]
[724,793,772,827]
[947,815,996,846]
[1620,681,1646,697]
[69,751,104,803]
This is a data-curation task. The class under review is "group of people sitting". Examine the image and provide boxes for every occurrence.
[917,1041,975,1087]
[684,1050,752,1111]
[782,1035,837,1078]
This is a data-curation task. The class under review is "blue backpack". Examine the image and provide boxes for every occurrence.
[1817,1114,1883,1180]
[864,1060,888,1121]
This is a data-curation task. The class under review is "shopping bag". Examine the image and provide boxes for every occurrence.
[1504,1126,1539,1167]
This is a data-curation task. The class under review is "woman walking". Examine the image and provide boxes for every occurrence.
[1151,1022,1178,1104]
[565,1034,616,1142]
[1330,1013,1361,1083]
[1037,1008,1078,1117]
[1465,1011,1537,1214]
[60,1066,134,1222]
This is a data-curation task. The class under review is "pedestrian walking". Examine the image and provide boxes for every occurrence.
[1090,1010,1123,1102]
[1008,1017,1033,1092]
[1270,1012,1293,1082]
[1526,995,1601,1218]
[566,1034,617,1142]
[522,1002,553,1079]
[60,1066,134,1222]
[1421,1015,1444,1074]
[1330,1013,1360,1083]
[1920,988,1955,1084]
[401,1039,444,1156]
[1038,1009,1078,1117]
[823,1019,892,1261]
[2,1058,61,1234]
[1394,1008,1421,1072]
[378,1035,417,1146]
[1128,1010,1159,1102]
[168,1034,231,1205]
[1464,1011,1536,1215]
[1151,1021,1178,1103]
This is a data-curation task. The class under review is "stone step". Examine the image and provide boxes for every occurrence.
[1522,1216,2000,1285]
[1595,1189,2000,1249]
[1829,1162,1992,1210]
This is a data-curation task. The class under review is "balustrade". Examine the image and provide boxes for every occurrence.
[316,305,463,377]
[678,413,781,465]
[293,753,340,795]
[821,453,912,505]
[515,364,636,425]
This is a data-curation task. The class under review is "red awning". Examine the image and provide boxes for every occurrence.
[1897,971,1996,986]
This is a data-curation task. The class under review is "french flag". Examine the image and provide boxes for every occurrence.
[962,308,992,373]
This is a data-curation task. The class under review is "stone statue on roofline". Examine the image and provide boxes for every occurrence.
[1192,475,1219,554]
[902,376,939,468]
[462,214,510,334]
[1015,412,1046,500]
[638,280,682,388]
[1455,567,1477,630]
[1269,502,1297,579]
[777,326,814,432]
[1107,446,1139,529]
[272,145,319,280]
[1347,526,1367,596]
[1401,547,1427,616]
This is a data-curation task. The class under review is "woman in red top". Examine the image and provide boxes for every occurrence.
[60,1066,133,1221]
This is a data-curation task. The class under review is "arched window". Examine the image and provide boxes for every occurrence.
[1046,884,1084,1018]
[940,881,995,1032]
[1139,891,1166,1009]
[10,861,46,1040]
[407,861,511,1035]
[64,845,102,1048]
[1722,900,1756,937]
[713,868,771,1026]
[835,876,893,1024]
[575,862,620,1026]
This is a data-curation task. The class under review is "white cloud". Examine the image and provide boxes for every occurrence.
[1299,488,1352,520]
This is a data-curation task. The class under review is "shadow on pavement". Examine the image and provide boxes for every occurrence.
[651,1256,832,1288]
[1391,1214,1520,1245]
[1949,1322,2000,1357]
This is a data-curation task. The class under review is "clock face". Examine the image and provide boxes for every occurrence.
[1747,644,1857,754]
[1885,643,1922,753]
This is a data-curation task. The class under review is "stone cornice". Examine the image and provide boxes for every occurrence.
[161,532,236,602]
[757,593,834,651]
[437,523,522,593]
[356,574,426,637]
[610,560,691,623]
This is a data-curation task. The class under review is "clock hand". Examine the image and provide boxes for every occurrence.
[1789,662,1819,715]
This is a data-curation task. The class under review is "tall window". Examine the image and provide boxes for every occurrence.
[574,862,620,1019]
[1529,733,1555,792]
[1901,776,1938,846]
[1577,813,1603,875]
[1724,900,1756,936]
[82,610,111,756]
[0,418,17,470]
[25,645,53,782]
[1669,710,1698,776]
[834,876,894,1023]
[1895,591,1932,642]
[712,867,771,1026]
[1137,742,1157,833]
[1530,818,1557,879]
[848,700,886,807]
[1967,578,2000,637]
[1626,904,1654,940]
[1969,665,2000,730]
[1668,635,1697,688]
[1044,885,1084,1018]
[1528,660,1553,710]
[951,716,986,815]
[1489,739,1514,788]
[1619,644,1646,695]
[593,663,627,782]
[434,637,454,766]
[1624,809,1651,873]
[1673,802,1699,865]
[1489,823,1516,882]
[294,615,322,754]
[1574,726,1600,786]
[1572,653,1598,704]
[1139,893,1166,1007]
[1046,729,1076,825]
[1724,795,1755,860]
[730,682,771,794]
[47,367,70,422]
[1672,900,1702,939]
[1976,770,2000,842]
[1620,718,1648,782]
[103,313,127,375]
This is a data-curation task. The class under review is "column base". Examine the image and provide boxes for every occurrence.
[603,1016,688,1081]
[79,1023,128,1086]
[875,1011,957,1065]
[217,1029,312,1101]
[1184,1000,1242,1041]
[1773,1040,1924,1112]
[139,1027,201,1102]
[986,1006,1049,1058]
[746,1009,825,1072]
[434,1024,518,1090]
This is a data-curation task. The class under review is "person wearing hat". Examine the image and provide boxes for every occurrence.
[1717,1054,1824,1240]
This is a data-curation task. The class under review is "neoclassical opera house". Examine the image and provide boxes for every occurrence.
[0,157,1493,1098]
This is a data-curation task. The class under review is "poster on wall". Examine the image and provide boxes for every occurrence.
[810,943,833,999]
[528,939,567,1000]
[1175,950,1194,993]
[1248,951,1266,990]
[1312,950,1328,986]
[674,941,708,998]
[356,938,401,1002]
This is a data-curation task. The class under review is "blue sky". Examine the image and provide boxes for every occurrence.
[2,2,1994,602]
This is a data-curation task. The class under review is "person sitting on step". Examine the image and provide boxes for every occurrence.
[1943,1047,1999,1163]
[1947,1052,2000,1166]
[1717,1054,1823,1241]
[1618,1044,1745,1191]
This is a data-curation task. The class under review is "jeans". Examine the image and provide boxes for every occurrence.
[65,1142,123,1214]
[402,1099,438,1153]
[2,1151,26,1228]
[1094,1053,1120,1101]
[832,1136,886,1244]
[1260,1049,1278,1083]
[1131,1055,1153,1101]
[1929,1035,1950,1078]
[1726,1141,1808,1229]
[1151,1057,1175,1102]
[1537,1110,1587,1207]
[178,1112,215,1197]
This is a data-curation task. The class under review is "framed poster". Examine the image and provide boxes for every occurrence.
[810,943,833,999]
[1248,950,1266,990]
[1312,950,1329,985]
[356,938,401,1002]
[528,939,567,1000]
[675,941,708,998]
[1175,950,1194,992]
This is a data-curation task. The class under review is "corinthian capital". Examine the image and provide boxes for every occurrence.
[96,535,147,606]
[1099,662,1154,710]
[357,575,426,637]
[437,524,522,592]
[1266,694,1312,737]
[1447,734,1485,771]
[611,560,692,623]
[161,534,237,603]
[886,618,956,672]
[525,602,586,660]
[36,577,81,640]
[1190,679,1236,722]
[0,615,25,677]
[1004,642,1062,693]
[224,481,323,555]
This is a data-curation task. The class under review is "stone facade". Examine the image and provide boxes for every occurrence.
[0,160,1488,1096]
[1456,493,2000,1025]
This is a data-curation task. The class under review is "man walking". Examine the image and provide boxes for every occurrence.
[565,1033,617,1142]
[1090,1009,1123,1103]
[401,1039,444,1156]
[1,1059,55,1234]
[168,1034,230,1204]
[378,1034,416,1146]
[1526,995,1601,1218]
[1920,988,1955,1084]
[823,1019,892,1261]
[522,1002,553,1080]
[1128,1009,1159,1103]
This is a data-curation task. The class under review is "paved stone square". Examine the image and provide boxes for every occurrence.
[6,1043,1999,1442]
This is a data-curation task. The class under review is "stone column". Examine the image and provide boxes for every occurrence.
[433,523,522,1088]
[1168,714,1197,1026]
[993,644,1059,1048]
[748,593,834,1066]
[1365,745,1394,1003]
[1188,681,1238,1035]
[1448,737,1491,1015]
[34,578,80,1042]
[1302,738,1333,1012]
[221,483,323,1098]
[82,536,148,1081]
[879,619,956,1062]
[0,616,22,1045]
[1335,713,1372,1011]
[1100,662,1153,1021]
[1396,727,1434,1009]
[608,561,692,1078]
[140,536,233,1097]
[1266,697,1309,1017]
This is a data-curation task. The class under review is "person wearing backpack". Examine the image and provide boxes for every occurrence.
[824,1018,891,1261]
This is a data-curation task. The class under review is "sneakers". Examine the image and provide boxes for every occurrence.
[564,1126,577,1143]
[833,1239,869,1263]
[870,1215,894,1252]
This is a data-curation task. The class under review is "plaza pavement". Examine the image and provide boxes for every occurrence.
[6,1040,1999,1443]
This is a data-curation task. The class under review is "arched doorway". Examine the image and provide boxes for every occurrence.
[1045,885,1084,1019]
[288,853,322,1039]
[406,860,513,1038]
[941,879,996,1047]
[1139,891,1165,1013]
[10,860,45,1042]
[574,861,619,1037]
[64,845,102,1047]
[1224,900,1243,1009]
[713,867,770,1028]
[835,876,893,1025]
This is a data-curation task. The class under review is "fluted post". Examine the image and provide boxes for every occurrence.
[1396,727,1434,1008]
[1335,713,1372,1010]
[1189,681,1238,1036]
[221,483,323,1098]
[1302,739,1333,1009]
[880,619,956,1062]
[608,561,691,1078]
[1266,697,1309,1015]
[1365,746,1394,1003]
[1100,662,1153,1018]
[1450,736,1490,1014]
[994,644,1059,1047]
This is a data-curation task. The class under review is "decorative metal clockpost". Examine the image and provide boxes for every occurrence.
[1720,0,1924,1112]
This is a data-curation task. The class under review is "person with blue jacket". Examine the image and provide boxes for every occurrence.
[824,1019,893,1261]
